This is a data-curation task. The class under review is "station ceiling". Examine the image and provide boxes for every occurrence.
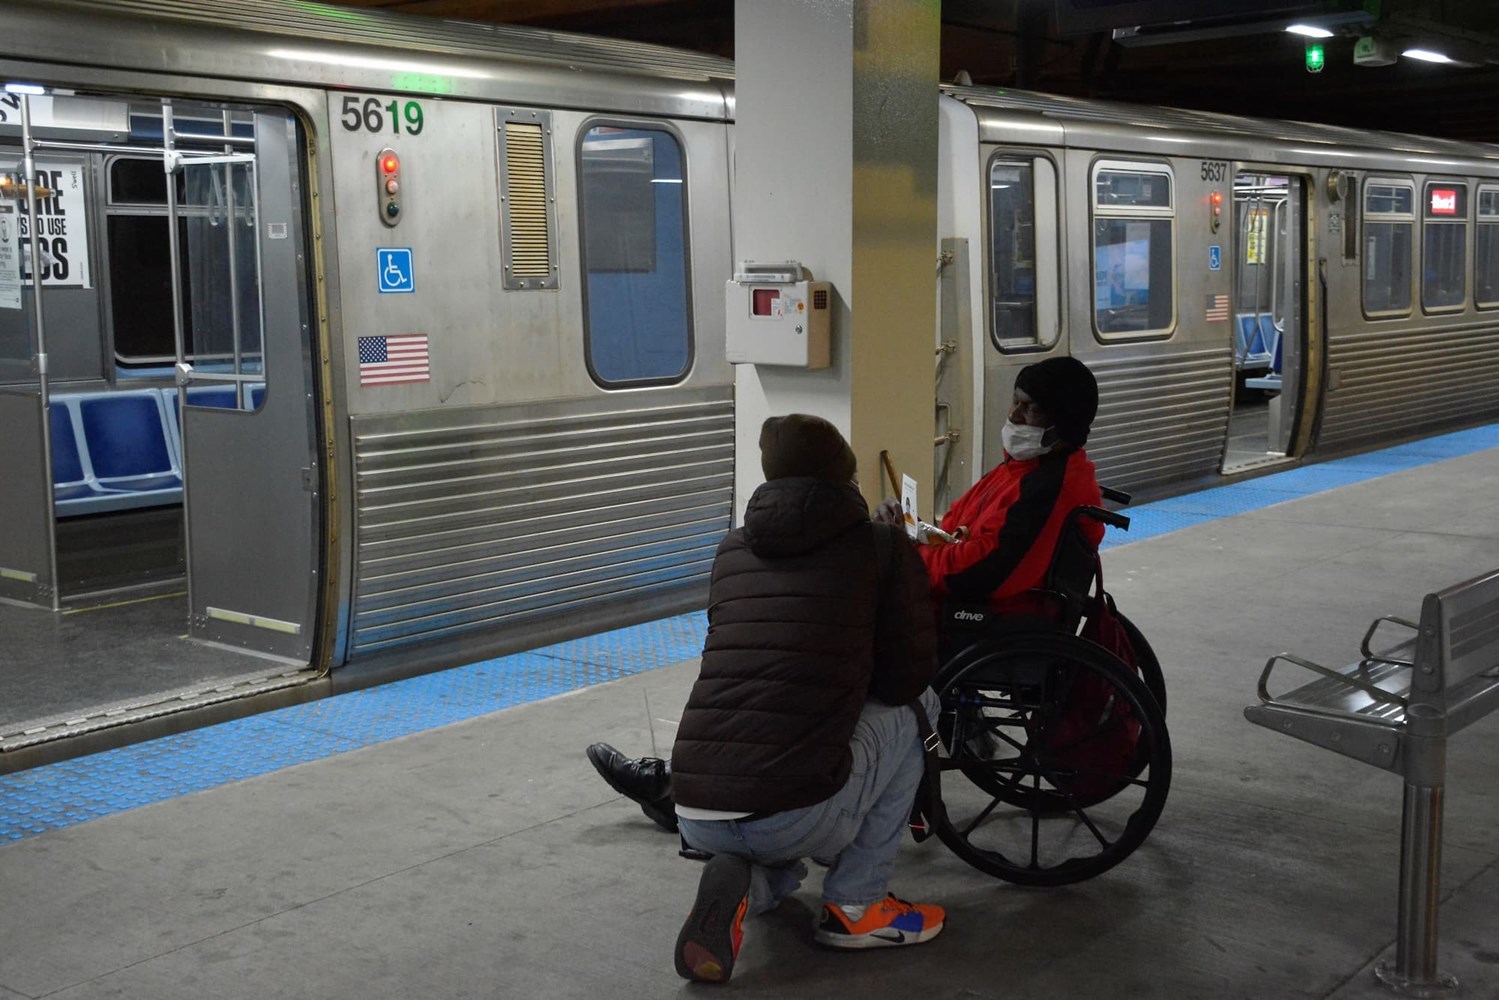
[324,0,1499,144]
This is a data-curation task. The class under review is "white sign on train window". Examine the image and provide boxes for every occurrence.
[0,94,129,133]
[0,202,20,309]
[16,162,91,289]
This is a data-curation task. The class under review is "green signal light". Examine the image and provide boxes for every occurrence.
[1305,41,1326,73]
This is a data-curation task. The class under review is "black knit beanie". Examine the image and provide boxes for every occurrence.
[1015,356,1099,447]
[759,413,857,482]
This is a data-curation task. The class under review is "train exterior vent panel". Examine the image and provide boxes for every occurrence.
[348,386,732,653]
[1082,347,1232,496]
[499,115,557,289]
[1318,324,1499,453]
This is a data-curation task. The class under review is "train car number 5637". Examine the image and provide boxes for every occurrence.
[341,96,425,136]
[1200,160,1228,183]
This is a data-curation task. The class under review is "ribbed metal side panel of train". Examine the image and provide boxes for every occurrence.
[1317,323,1499,453]
[1082,347,1232,496]
[348,387,733,653]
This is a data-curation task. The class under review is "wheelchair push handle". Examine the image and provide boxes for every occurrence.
[1100,485,1132,506]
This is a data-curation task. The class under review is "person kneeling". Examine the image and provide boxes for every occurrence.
[669,413,945,983]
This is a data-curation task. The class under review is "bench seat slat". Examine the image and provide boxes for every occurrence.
[1268,658,1412,721]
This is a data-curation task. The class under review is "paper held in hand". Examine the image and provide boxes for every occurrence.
[901,474,919,540]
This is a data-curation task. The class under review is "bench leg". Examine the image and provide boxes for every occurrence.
[1374,783,1458,997]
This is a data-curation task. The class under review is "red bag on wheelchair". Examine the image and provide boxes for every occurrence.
[1039,556,1145,802]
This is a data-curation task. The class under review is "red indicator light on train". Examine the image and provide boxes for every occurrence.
[376,147,402,228]
[1211,192,1222,206]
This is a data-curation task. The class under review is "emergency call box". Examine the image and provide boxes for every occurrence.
[725,261,831,369]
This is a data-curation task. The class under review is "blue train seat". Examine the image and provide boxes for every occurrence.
[48,393,184,516]
[185,385,240,408]
[77,392,182,494]
[1235,313,1274,371]
[49,402,114,507]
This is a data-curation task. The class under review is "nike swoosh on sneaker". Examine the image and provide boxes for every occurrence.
[870,928,906,943]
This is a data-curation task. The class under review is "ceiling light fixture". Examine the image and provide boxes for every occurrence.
[1402,48,1454,63]
[1285,24,1334,38]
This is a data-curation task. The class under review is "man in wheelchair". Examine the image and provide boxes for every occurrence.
[902,355,1102,623]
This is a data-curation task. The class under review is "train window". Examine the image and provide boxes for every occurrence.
[1477,187,1499,309]
[1362,178,1414,317]
[579,124,692,386]
[1091,162,1175,337]
[988,154,1060,352]
[1421,181,1468,313]
[107,155,264,376]
[109,157,185,205]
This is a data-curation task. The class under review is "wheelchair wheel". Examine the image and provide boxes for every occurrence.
[1116,610,1166,716]
[932,634,1171,886]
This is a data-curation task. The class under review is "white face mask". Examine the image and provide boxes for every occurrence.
[1002,420,1053,461]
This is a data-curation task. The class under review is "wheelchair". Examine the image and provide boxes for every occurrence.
[926,486,1172,887]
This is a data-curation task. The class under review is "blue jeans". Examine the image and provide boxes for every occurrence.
[677,688,938,914]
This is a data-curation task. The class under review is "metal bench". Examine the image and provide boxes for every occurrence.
[1244,568,1499,997]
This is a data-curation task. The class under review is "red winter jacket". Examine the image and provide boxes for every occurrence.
[919,449,1103,608]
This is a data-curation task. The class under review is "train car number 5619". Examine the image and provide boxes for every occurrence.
[341,96,425,136]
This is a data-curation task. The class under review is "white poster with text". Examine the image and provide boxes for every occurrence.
[16,162,91,289]
[0,202,20,309]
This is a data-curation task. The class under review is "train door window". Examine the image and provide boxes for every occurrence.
[1421,181,1468,313]
[106,124,265,388]
[578,123,692,386]
[1362,178,1414,317]
[988,154,1059,351]
[1477,186,1499,309]
[1091,161,1175,338]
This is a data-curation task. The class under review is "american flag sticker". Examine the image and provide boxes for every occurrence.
[1204,294,1229,323]
[358,334,430,386]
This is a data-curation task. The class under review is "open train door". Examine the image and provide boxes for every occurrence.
[1223,170,1309,473]
[0,131,60,611]
[166,104,321,663]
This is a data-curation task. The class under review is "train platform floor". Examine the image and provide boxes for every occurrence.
[3,430,1499,1000]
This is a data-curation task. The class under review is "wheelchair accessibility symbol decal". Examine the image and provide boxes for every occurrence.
[377,247,415,293]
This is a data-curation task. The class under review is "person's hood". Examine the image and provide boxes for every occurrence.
[741,477,870,558]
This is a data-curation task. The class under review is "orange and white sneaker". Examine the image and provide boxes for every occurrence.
[674,854,752,983]
[813,894,945,949]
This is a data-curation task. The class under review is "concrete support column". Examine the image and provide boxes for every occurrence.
[732,0,940,516]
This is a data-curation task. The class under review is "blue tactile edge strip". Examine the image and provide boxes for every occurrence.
[0,610,708,842]
[1099,422,1499,551]
[3,420,1497,844]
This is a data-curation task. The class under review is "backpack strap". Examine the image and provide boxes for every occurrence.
[907,700,946,842]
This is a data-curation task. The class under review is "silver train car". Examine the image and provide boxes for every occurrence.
[2,0,1497,764]
[935,87,1499,504]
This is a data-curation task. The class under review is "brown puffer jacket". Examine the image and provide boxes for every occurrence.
[670,476,938,814]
